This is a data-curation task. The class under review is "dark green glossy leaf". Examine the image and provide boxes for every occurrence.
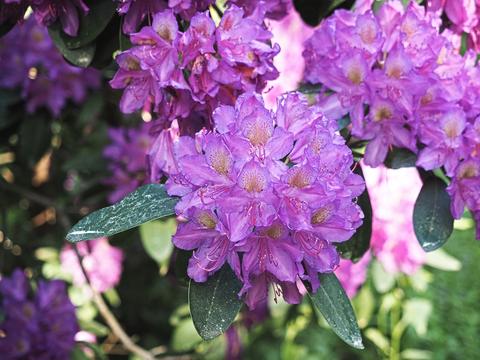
[0,20,15,38]
[293,0,355,26]
[338,166,371,262]
[308,273,364,349]
[384,147,417,169]
[48,0,116,49]
[413,176,454,252]
[48,36,96,68]
[66,184,178,242]
[189,265,243,341]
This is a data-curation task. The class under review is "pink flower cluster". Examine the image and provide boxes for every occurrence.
[164,92,364,309]
[110,6,279,122]
[365,165,426,274]
[303,1,480,237]
[60,237,124,293]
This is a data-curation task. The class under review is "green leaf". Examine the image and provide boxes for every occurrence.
[140,218,176,264]
[189,265,243,341]
[171,318,203,351]
[384,147,417,169]
[293,0,355,26]
[337,166,371,262]
[66,184,178,242]
[52,41,96,68]
[402,298,432,336]
[413,176,454,252]
[371,261,396,294]
[364,328,390,354]
[48,0,117,49]
[424,248,461,271]
[308,273,364,349]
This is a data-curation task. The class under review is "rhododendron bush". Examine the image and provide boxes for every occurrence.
[0,0,479,358]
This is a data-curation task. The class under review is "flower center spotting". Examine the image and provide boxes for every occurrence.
[197,211,217,229]
[206,145,232,176]
[373,103,393,122]
[126,56,141,71]
[442,112,464,139]
[157,24,174,43]
[358,21,376,45]
[311,206,332,225]
[458,162,479,179]
[262,223,284,239]
[239,163,267,193]
[288,167,314,188]
[245,115,274,146]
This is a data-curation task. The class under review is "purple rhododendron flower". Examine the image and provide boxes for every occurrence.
[0,269,79,359]
[364,165,426,274]
[163,92,364,309]
[303,1,480,235]
[0,16,100,116]
[32,0,89,36]
[428,0,480,51]
[110,6,279,126]
[229,0,292,20]
[335,252,371,298]
[117,0,214,33]
[103,121,155,203]
[60,237,124,293]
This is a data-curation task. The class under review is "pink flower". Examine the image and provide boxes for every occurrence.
[60,237,124,293]
[335,253,371,298]
[263,9,314,108]
[363,165,425,274]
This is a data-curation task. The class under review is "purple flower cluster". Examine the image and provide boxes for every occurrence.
[117,0,215,33]
[303,1,480,237]
[0,0,89,36]
[110,6,279,122]
[103,121,155,203]
[0,16,100,116]
[0,269,79,359]
[164,92,364,309]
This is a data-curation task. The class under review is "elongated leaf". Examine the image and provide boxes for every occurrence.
[384,147,417,169]
[48,0,117,49]
[51,40,96,68]
[189,265,242,341]
[66,184,178,242]
[308,273,364,349]
[413,176,453,252]
[338,166,372,262]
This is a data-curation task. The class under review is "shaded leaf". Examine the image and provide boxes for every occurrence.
[308,272,364,349]
[189,265,243,341]
[384,147,417,169]
[293,0,355,26]
[338,166,371,262]
[57,42,96,68]
[48,0,116,49]
[66,184,178,242]
[413,176,454,252]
